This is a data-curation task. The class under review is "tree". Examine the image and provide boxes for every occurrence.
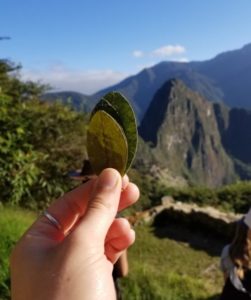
[0,58,87,209]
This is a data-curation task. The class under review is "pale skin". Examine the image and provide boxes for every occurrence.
[10,168,140,300]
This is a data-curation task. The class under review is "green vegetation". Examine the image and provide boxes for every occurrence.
[167,181,251,213]
[0,207,36,299]
[120,224,222,299]
[0,59,87,210]
[126,170,251,215]
[123,168,169,215]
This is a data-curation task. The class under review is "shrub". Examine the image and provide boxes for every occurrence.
[170,181,251,213]
[0,92,87,209]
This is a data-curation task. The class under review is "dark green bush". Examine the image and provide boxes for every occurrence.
[0,87,87,209]
[217,181,251,213]
[170,181,251,213]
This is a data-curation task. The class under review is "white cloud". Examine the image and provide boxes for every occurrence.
[132,44,188,65]
[175,57,189,63]
[151,45,186,57]
[21,65,128,94]
[132,50,144,58]
[168,57,190,63]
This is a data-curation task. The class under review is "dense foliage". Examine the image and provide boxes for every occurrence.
[166,181,251,213]
[0,59,87,209]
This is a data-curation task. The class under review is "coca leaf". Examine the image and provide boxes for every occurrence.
[93,92,137,171]
[87,110,128,175]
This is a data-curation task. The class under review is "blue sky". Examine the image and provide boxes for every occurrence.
[1,0,251,94]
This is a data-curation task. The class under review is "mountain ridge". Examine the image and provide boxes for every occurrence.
[44,43,251,122]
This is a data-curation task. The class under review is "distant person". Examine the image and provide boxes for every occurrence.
[11,168,140,300]
[220,208,251,299]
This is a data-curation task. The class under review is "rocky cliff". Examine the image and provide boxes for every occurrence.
[139,79,237,186]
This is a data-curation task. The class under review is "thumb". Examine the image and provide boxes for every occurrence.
[72,168,122,241]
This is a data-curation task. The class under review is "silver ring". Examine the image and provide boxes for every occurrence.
[43,211,62,230]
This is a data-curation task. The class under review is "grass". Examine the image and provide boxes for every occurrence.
[119,224,224,300]
[0,207,224,300]
[0,206,36,300]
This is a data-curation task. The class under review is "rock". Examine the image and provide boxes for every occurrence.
[154,197,242,238]
[161,196,174,206]
[127,195,242,239]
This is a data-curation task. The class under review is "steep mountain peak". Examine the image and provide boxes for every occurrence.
[139,79,236,186]
[139,78,206,145]
[139,78,186,145]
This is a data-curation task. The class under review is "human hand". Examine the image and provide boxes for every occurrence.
[11,168,140,300]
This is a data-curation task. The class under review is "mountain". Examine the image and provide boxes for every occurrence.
[213,103,251,179]
[213,103,251,165]
[139,79,251,186]
[43,43,251,123]
[92,63,223,122]
[194,43,251,108]
[42,91,92,112]
[91,43,251,122]
[41,44,251,187]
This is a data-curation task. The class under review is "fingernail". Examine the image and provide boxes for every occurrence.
[122,174,129,191]
[97,169,120,190]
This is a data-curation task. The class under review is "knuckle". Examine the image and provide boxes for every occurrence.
[89,195,113,213]
[66,198,82,216]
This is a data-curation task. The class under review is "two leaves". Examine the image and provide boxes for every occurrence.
[87,92,138,175]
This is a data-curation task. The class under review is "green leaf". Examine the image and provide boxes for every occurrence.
[93,92,138,171]
[87,110,128,175]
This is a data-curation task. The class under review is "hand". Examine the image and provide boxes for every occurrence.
[11,168,140,300]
